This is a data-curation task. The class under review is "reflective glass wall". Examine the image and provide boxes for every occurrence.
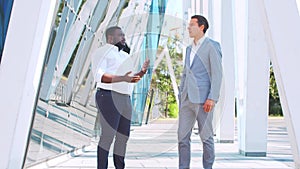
[25,100,96,166]
[24,0,168,167]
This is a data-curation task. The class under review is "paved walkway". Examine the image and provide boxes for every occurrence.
[27,118,294,169]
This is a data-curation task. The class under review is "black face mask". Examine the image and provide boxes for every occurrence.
[114,42,130,54]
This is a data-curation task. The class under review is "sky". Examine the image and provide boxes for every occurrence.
[165,0,183,18]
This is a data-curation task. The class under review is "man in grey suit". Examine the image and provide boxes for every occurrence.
[178,15,223,169]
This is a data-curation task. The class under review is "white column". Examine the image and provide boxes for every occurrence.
[0,0,58,168]
[259,0,300,167]
[195,0,201,14]
[191,0,195,14]
[209,0,221,42]
[201,0,208,16]
[215,0,235,143]
[206,0,213,37]
[236,0,269,156]
[234,0,248,156]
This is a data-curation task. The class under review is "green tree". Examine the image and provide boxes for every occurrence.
[150,35,183,118]
[269,65,282,116]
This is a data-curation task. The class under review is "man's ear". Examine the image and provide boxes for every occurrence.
[107,35,113,44]
[199,24,205,31]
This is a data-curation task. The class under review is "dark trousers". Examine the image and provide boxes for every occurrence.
[95,89,132,169]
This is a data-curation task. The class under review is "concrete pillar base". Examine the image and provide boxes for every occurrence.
[239,150,266,157]
[217,140,234,143]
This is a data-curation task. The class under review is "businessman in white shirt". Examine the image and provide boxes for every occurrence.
[91,26,149,169]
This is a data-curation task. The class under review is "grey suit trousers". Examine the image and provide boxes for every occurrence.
[178,94,215,169]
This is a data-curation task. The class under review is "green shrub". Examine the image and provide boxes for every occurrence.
[168,103,178,118]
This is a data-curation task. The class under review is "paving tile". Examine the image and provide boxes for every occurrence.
[26,116,294,169]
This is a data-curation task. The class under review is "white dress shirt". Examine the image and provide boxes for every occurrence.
[91,44,134,95]
[190,36,206,66]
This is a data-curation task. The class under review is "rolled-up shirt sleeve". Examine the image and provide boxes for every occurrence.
[94,60,106,83]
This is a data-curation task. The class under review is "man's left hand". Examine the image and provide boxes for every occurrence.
[203,99,215,113]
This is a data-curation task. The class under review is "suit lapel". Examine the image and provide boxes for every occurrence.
[190,38,208,68]
[186,46,192,68]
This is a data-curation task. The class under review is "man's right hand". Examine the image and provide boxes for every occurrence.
[123,71,141,83]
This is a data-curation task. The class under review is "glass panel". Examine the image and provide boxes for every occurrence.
[131,0,168,125]
[25,99,95,165]
[24,0,99,167]
[24,0,169,166]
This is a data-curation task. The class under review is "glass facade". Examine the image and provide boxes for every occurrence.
[131,0,167,125]
[24,0,167,167]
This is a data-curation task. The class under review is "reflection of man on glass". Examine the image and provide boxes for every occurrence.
[91,26,149,169]
[178,15,223,169]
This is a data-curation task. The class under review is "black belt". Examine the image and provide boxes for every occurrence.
[97,88,130,97]
[97,88,110,92]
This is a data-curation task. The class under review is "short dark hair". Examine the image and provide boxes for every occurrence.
[191,15,209,33]
[105,26,121,40]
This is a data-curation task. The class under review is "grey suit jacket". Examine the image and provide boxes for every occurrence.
[179,37,223,104]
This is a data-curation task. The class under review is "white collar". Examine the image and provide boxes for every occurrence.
[192,35,206,47]
[104,43,119,51]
